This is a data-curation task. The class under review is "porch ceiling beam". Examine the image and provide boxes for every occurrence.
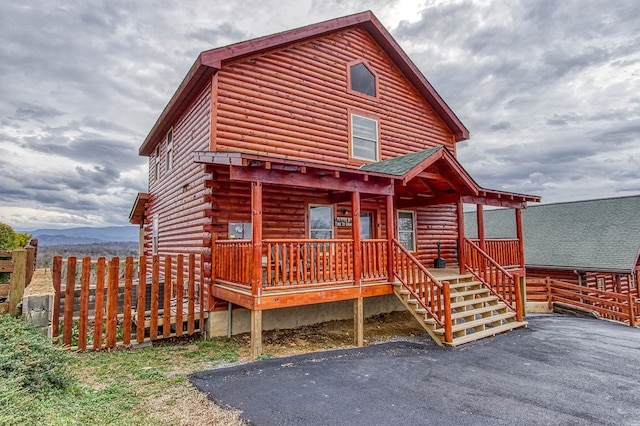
[461,195,527,209]
[328,192,380,204]
[230,166,394,195]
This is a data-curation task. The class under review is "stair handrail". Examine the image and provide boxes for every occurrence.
[392,239,449,329]
[463,237,517,310]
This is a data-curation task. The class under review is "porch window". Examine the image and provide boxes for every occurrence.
[360,212,374,239]
[397,210,416,252]
[309,205,333,239]
[351,114,378,162]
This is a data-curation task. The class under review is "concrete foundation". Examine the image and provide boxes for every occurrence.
[526,301,553,314]
[205,294,406,338]
[21,269,55,337]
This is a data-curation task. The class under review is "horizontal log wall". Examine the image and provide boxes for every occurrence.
[145,82,213,300]
[527,268,634,294]
[215,27,455,166]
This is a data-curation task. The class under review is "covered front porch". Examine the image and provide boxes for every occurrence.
[196,149,539,355]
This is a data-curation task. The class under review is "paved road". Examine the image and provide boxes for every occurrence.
[191,315,640,425]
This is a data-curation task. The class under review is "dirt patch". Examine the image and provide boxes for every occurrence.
[233,310,429,358]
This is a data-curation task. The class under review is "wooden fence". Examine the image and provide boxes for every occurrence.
[527,277,639,326]
[52,254,207,350]
[0,242,37,316]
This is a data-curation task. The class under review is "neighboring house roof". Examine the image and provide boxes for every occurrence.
[139,10,469,156]
[464,195,640,273]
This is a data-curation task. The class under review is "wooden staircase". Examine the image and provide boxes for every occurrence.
[393,272,527,347]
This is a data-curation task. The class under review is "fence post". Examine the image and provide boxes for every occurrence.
[629,292,636,327]
[8,249,27,316]
[443,281,453,344]
[546,277,552,311]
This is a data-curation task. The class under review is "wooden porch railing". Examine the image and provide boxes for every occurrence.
[213,238,390,289]
[463,238,523,320]
[213,240,252,288]
[392,239,452,342]
[470,238,521,269]
[361,239,388,282]
[263,239,354,288]
[528,277,639,326]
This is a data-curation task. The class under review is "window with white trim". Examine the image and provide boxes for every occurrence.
[351,114,378,162]
[309,205,333,239]
[165,129,173,172]
[152,215,159,255]
[596,277,605,291]
[397,210,416,252]
[154,145,160,181]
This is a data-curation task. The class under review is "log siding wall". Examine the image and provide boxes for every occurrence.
[527,267,635,294]
[145,82,212,263]
[215,28,455,165]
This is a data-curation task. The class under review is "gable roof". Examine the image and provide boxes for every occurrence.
[360,147,442,176]
[139,11,469,156]
[464,195,640,273]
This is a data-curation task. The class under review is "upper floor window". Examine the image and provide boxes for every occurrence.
[154,145,160,181]
[351,114,378,162]
[349,62,376,97]
[166,129,173,172]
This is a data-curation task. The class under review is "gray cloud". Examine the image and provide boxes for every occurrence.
[0,0,639,228]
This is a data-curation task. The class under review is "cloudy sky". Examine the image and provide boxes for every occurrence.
[1,0,638,230]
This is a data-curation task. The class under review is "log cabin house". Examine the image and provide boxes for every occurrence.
[129,11,539,355]
[465,195,640,297]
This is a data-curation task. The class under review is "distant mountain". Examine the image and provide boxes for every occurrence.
[28,226,139,246]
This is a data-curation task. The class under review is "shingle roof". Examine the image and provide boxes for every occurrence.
[464,195,640,272]
[359,147,442,175]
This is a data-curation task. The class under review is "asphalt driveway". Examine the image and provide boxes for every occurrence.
[191,315,640,425]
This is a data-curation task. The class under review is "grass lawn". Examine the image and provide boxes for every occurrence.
[1,314,246,425]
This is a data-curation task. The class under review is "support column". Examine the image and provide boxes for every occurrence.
[456,201,465,274]
[251,182,263,297]
[352,191,362,285]
[476,204,486,251]
[250,309,262,358]
[250,182,263,358]
[515,208,525,269]
[386,195,395,281]
[354,297,364,347]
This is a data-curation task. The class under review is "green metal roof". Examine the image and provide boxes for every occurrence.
[464,195,640,272]
[359,147,442,176]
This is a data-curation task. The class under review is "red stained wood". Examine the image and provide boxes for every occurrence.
[150,255,159,340]
[62,257,76,347]
[176,254,184,337]
[188,254,196,334]
[123,257,133,346]
[52,256,62,341]
[136,256,147,343]
[94,258,106,349]
[251,182,263,296]
[163,256,172,338]
[352,191,362,285]
[106,258,119,348]
[78,257,91,350]
[515,208,525,269]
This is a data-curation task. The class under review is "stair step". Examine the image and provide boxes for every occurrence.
[448,280,482,290]
[434,312,516,335]
[451,303,508,320]
[447,321,528,346]
[450,295,498,309]
[450,288,489,298]
[431,273,474,283]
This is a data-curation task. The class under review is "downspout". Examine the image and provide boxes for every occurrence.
[227,302,233,338]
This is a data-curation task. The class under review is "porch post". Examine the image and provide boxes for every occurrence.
[515,208,525,269]
[476,204,486,251]
[386,194,395,281]
[251,182,263,295]
[352,191,364,347]
[352,191,362,284]
[457,201,465,274]
[251,182,263,357]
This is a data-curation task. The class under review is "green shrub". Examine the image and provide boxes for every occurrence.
[0,315,73,393]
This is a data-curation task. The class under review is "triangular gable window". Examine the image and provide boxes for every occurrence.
[350,62,376,97]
